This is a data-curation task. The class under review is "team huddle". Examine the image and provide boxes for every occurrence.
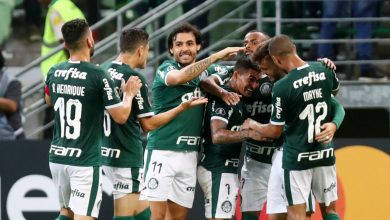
[44,18,345,220]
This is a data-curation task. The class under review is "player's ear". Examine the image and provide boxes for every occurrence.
[196,44,201,53]
[232,70,239,80]
[169,47,173,55]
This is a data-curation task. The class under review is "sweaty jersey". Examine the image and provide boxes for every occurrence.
[146,59,207,152]
[100,61,154,168]
[242,76,278,164]
[270,62,340,170]
[201,86,245,173]
[45,60,122,166]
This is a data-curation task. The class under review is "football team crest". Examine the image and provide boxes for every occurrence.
[215,108,226,116]
[221,200,232,213]
[148,177,159,190]
[259,82,272,96]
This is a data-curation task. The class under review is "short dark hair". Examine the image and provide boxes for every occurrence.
[61,18,89,50]
[252,39,272,64]
[120,28,149,53]
[268,34,296,57]
[234,53,260,73]
[167,23,202,55]
[246,30,270,38]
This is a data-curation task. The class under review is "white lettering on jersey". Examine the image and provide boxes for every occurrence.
[181,87,203,102]
[101,147,121,158]
[297,148,334,162]
[49,145,82,157]
[176,136,201,146]
[275,97,282,119]
[224,158,239,167]
[107,68,124,80]
[246,101,272,116]
[303,88,323,102]
[54,68,87,80]
[247,145,275,155]
[102,78,114,100]
[55,84,85,97]
[293,71,326,89]
[135,91,144,110]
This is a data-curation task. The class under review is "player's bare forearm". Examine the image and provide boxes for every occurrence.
[244,118,282,139]
[200,75,225,98]
[140,97,208,132]
[168,57,214,85]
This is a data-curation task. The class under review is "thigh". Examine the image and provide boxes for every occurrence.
[50,162,71,208]
[284,169,312,206]
[68,166,102,218]
[266,150,287,214]
[198,166,238,219]
[103,166,143,200]
[312,165,338,206]
[240,157,271,212]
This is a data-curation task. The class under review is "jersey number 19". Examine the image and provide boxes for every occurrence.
[53,97,82,140]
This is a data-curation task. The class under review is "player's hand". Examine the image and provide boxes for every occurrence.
[318,58,336,71]
[180,97,208,109]
[214,47,245,61]
[221,90,241,106]
[121,76,142,97]
[315,122,337,143]
[242,118,256,130]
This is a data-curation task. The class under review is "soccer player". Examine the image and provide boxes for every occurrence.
[245,35,341,220]
[44,19,141,220]
[198,55,265,220]
[101,28,207,220]
[251,40,345,220]
[141,23,242,220]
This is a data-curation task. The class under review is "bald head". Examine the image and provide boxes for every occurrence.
[244,30,270,56]
[268,34,296,57]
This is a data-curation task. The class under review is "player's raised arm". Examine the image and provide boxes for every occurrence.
[166,47,243,86]
[200,74,241,106]
[107,76,142,124]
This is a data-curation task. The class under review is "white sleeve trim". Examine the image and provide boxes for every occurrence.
[105,102,123,110]
[137,112,155,118]
[211,116,229,124]
[270,120,285,126]
[164,70,173,86]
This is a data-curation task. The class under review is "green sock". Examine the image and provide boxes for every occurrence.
[57,215,73,220]
[133,208,151,220]
[325,213,340,220]
[242,212,258,220]
[113,216,133,220]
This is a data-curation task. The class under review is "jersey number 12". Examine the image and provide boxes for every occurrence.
[299,102,327,143]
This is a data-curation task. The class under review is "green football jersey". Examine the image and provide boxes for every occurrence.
[270,62,340,170]
[201,86,245,173]
[147,59,208,151]
[242,76,278,164]
[45,60,122,166]
[100,61,154,168]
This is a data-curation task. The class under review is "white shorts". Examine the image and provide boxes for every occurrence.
[284,164,338,207]
[267,149,315,214]
[141,149,198,208]
[49,162,102,218]
[102,166,143,200]
[197,165,239,219]
[240,156,271,212]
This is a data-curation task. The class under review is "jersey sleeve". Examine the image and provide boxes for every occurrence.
[100,70,122,109]
[210,98,233,124]
[135,77,154,118]
[156,62,179,86]
[270,82,287,125]
[331,70,340,92]
[209,64,234,85]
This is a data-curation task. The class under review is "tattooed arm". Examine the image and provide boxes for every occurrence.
[166,47,243,86]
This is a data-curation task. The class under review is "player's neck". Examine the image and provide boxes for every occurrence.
[286,54,306,72]
[69,50,90,62]
[117,53,140,69]
[228,80,240,94]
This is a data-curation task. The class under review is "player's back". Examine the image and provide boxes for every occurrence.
[46,60,120,166]
[272,62,339,170]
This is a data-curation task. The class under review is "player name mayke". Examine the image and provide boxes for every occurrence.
[293,71,326,89]
[54,68,87,80]
[52,83,85,97]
